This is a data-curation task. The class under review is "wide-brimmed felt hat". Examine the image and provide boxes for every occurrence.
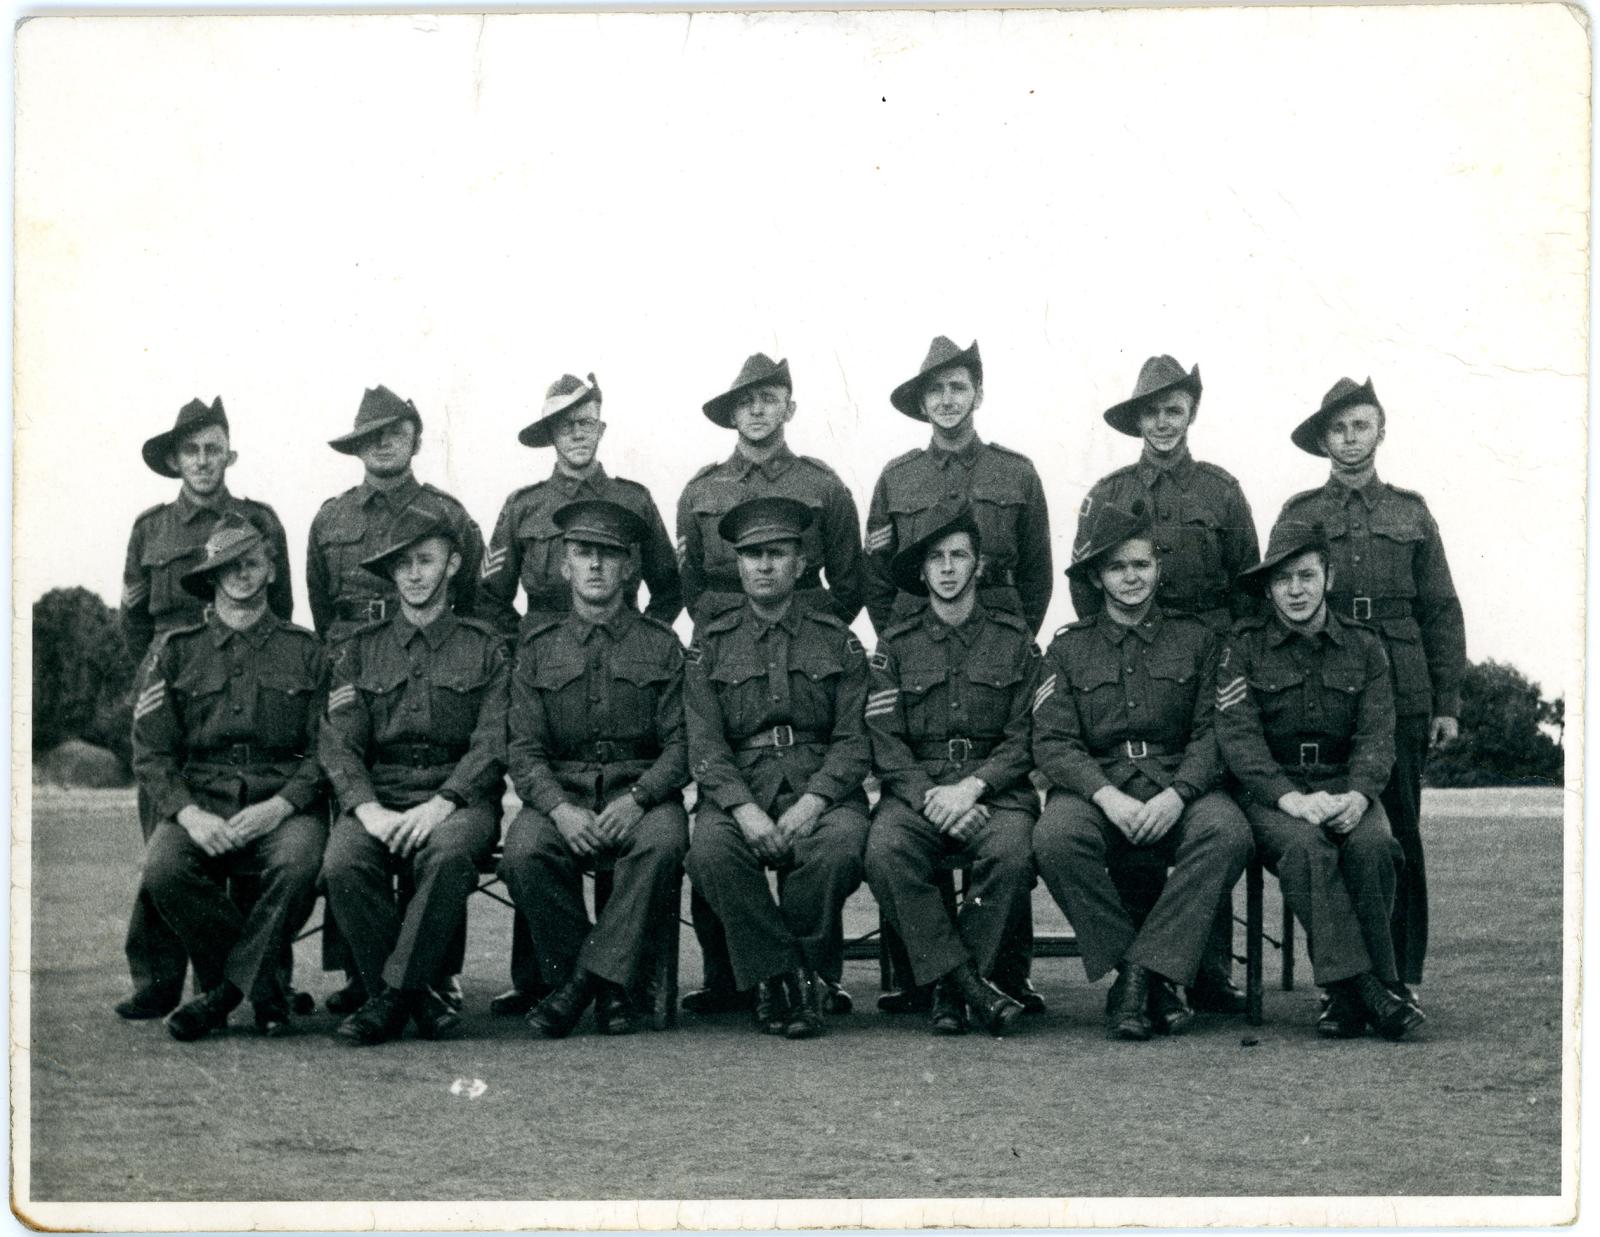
[359,504,460,579]
[702,353,792,429]
[328,385,424,454]
[890,336,983,420]
[1238,520,1329,593]
[178,515,266,599]
[520,373,603,449]
[1065,498,1155,584]
[552,498,648,550]
[717,496,815,550]
[1290,377,1383,457]
[141,397,229,478]
[889,505,982,596]
[1102,355,1202,437]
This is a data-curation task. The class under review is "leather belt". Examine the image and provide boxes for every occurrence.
[1269,738,1353,768]
[557,738,661,763]
[1327,594,1412,622]
[909,737,999,762]
[335,597,390,623]
[1092,738,1181,761]
[375,741,468,768]
[736,725,827,751]
[188,743,305,767]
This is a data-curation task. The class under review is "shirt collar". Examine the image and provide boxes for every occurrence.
[1136,444,1194,488]
[399,606,457,649]
[1268,608,1345,648]
[747,599,801,640]
[177,486,233,524]
[731,442,795,481]
[550,461,609,496]
[930,436,983,470]
[1323,470,1383,506]
[361,472,421,508]
[1099,607,1160,645]
[566,604,630,644]
[208,606,277,647]
[924,600,987,643]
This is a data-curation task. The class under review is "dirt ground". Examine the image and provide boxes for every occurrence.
[22,786,1564,1202]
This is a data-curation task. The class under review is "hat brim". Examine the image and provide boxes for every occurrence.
[888,510,982,594]
[702,375,790,429]
[178,535,264,598]
[1102,369,1203,437]
[1065,524,1157,584]
[1237,537,1327,593]
[520,389,599,448]
[889,346,984,420]
[360,528,461,579]
[142,406,230,477]
[1289,386,1382,457]
[328,411,419,455]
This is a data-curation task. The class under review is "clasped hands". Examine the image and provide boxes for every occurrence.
[734,792,827,865]
[177,794,295,857]
[356,795,458,856]
[1277,789,1370,835]
[1093,785,1185,846]
[552,792,647,859]
[922,776,989,844]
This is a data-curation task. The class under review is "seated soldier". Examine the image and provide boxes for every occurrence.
[683,497,870,1039]
[133,517,327,1041]
[1032,499,1252,1041]
[862,506,1039,1037]
[1215,521,1423,1040]
[501,499,690,1038]
[319,506,510,1045]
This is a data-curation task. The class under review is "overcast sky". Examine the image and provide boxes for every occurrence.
[14,5,1588,706]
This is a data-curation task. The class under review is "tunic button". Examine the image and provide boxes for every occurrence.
[1129,701,1138,709]
[231,666,242,678]
[410,701,420,711]
[952,702,962,711]
[1353,555,1362,563]
[232,704,242,713]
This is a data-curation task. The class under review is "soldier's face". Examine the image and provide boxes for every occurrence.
[390,535,461,608]
[215,545,275,605]
[731,385,795,446]
[1137,391,1195,456]
[357,419,420,478]
[1269,550,1330,625]
[552,407,605,470]
[167,426,235,497]
[560,538,630,604]
[736,539,805,601]
[920,367,982,433]
[921,531,980,602]
[1096,537,1160,609]
[1322,405,1385,469]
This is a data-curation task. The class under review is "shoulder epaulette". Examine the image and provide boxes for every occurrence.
[795,453,844,481]
[687,459,723,485]
[704,608,744,635]
[1057,616,1097,635]
[803,608,847,630]
[1232,613,1271,634]
[1280,486,1323,510]
[610,474,651,495]
[518,615,563,644]
[635,612,680,638]
[161,619,209,647]
[133,501,168,525]
[988,609,1030,633]
[279,619,319,641]
[1193,460,1244,488]
[882,616,921,641]
[984,440,1034,463]
[332,616,387,644]
[455,615,502,639]
[881,447,925,474]
[420,481,470,512]
[1381,482,1431,507]
[506,480,547,505]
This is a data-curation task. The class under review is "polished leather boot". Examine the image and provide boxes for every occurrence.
[325,975,368,1016]
[253,998,294,1038]
[489,985,548,1016]
[992,973,1048,1016]
[929,977,968,1036]
[116,984,183,1021]
[783,968,826,1040]
[166,983,242,1042]
[951,961,1023,1038]
[1317,982,1369,1039]
[412,987,465,1040]
[753,977,791,1034]
[1355,972,1425,1041]
[528,970,600,1039]
[876,984,934,1015]
[595,983,643,1036]
[821,979,853,1015]
[682,953,744,1015]
[336,986,412,1046]
[1187,971,1248,1015]
[1108,964,1153,1041]
[1148,974,1195,1036]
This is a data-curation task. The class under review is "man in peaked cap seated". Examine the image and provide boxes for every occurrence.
[1071,354,1262,1017]
[861,505,1042,1037]
[676,353,866,1017]
[1214,521,1422,1041]
[683,497,871,1039]
[1032,499,1252,1041]
[132,516,327,1040]
[862,334,1053,1015]
[308,384,488,1016]
[1273,378,1464,1007]
[480,372,683,1018]
[318,506,510,1045]
[502,499,690,1039]
[116,396,295,1021]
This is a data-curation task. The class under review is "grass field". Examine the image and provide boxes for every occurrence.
[23,786,1566,1203]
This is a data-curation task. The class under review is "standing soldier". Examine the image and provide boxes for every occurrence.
[501,500,690,1038]
[1214,520,1423,1040]
[676,353,866,1015]
[318,506,509,1045]
[1032,500,1252,1040]
[133,517,327,1040]
[862,335,1052,1014]
[862,507,1039,1037]
[479,373,683,1018]
[1274,378,1464,1003]
[115,396,293,1021]
[308,384,487,1015]
[683,498,871,1039]
[1071,354,1261,1016]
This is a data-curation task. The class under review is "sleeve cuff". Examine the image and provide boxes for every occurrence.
[803,775,844,806]
[1434,696,1461,720]
[972,761,1013,797]
[707,780,756,811]
[530,783,573,815]
[1258,774,1298,806]
[1170,780,1199,805]
[278,782,317,813]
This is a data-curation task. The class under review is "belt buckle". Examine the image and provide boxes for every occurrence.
[1351,596,1372,621]
[1299,742,1321,766]
[947,737,972,762]
[369,599,388,621]
[772,724,794,749]
[1125,739,1149,759]
[593,740,617,763]
[226,742,252,764]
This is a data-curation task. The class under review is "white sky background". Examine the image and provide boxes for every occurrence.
[13,4,1589,707]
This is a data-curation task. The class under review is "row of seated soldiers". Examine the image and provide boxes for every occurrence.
[115,337,1463,1044]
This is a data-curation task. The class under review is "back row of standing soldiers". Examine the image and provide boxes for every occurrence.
[115,336,1464,1041]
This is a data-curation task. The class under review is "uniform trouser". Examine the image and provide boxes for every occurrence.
[685,800,868,991]
[1383,715,1429,985]
[1106,823,1237,986]
[322,804,498,994]
[125,786,190,1000]
[1034,791,1252,985]
[863,799,1036,989]
[1246,801,1401,987]
[500,803,688,989]
[143,813,327,1003]
[323,880,468,982]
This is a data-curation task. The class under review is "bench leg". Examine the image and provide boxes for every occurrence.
[1246,856,1264,1027]
[1281,900,1295,992]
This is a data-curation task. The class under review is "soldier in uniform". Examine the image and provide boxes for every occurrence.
[1033,500,1252,1040]
[683,497,870,1039]
[862,335,1053,1014]
[116,396,294,1020]
[132,517,327,1040]
[502,499,690,1038]
[1274,378,1464,1001]
[675,353,866,1015]
[318,507,509,1045]
[861,506,1039,1037]
[1071,354,1261,1016]
[1214,520,1423,1040]
[308,384,487,1015]
[479,373,683,1017]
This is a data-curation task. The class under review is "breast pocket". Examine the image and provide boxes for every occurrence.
[1369,513,1425,591]
[316,511,371,588]
[691,485,743,579]
[1162,498,1224,594]
[528,657,587,739]
[1067,661,1120,734]
[1147,652,1201,733]
[885,485,939,548]
[969,480,1026,569]
[791,647,846,730]
[1246,667,1306,732]
[611,659,673,738]
[964,661,1024,733]
[515,507,565,601]
[1378,617,1431,705]
[896,670,945,737]
[255,664,319,747]
[171,661,228,731]
[139,540,197,622]
[1319,664,1366,732]
[356,661,410,734]
[431,664,494,743]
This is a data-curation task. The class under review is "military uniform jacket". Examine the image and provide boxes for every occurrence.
[863,438,1052,636]
[865,604,1042,815]
[319,610,509,811]
[1032,607,1223,804]
[131,610,325,823]
[685,602,869,814]
[480,464,683,637]
[508,608,689,815]
[1069,448,1260,631]
[306,475,486,639]
[675,444,865,624]
[1275,475,1464,719]
[121,488,294,660]
[1213,611,1396,807]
